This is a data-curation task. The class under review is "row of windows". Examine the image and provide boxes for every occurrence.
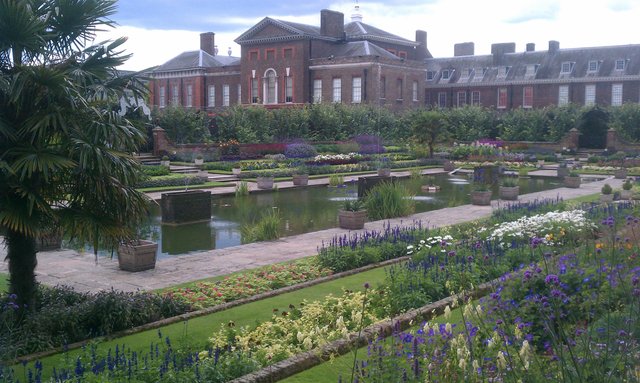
[249,69,294,104]
[248,47,295,61]
[158,84,240,108]
[436,83,626,109]
[312,77,362,104]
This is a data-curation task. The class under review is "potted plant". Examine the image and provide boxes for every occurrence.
[470,183,492,206]
[338,199,367,230]
[443,160,455,172]
[518,168,529,178]
[194,154,204,166]
[621,178,633,199]
[256,175,274,189]
[292,165,309,186]
[557,162,570,178]
[563,171,581,188]
[160,155,170,167]
[117,239,158,272]
[600,183,614,203]
[499,178,519,200]
[231,163,242,176]
[376,157,391,177]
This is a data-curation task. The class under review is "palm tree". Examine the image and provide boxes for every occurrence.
[0,0,150,310]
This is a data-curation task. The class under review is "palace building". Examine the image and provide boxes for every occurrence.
[148,8,640,113]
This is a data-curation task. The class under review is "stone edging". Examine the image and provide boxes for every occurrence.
[230,280,496,383]
[11,256,410,365]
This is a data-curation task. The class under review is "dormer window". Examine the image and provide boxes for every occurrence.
[426,71,435,81]
[471,67,486,82]
[615,59,626,71]
[458,68,473,83]
[525,64,539,77]
[560,62,574,74]
[587,60,599,73]
[497,66,510,79]
[441,69,451,80]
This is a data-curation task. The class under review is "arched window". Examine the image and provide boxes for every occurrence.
[263,69,277,104]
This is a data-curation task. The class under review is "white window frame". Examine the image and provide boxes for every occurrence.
[207,85,215,108]
[560,62,573,74]
[352,77,362,103]
[585,84,596,106]
[313,79,322,103]
[251,78,259,104]
[472,67,486,82]
[497,87,508,109]
[159,86,166,108]
[587,60,599,73]
[471,91,480,106]
[332,78,342,103]
[438,92,446,108]
[558,85,569,106]
[525,64,538,77]
[222,84,230,106]
[456,91,466,107]
[426,71,435,81]
[522,86,533,108]
[412,81,418,102]
[186,85,193,107]
[171,84,179,105]
[441,69,451,80]
[615,59,626,71]
[612,83,623,106]
[263,68,278,104]
[285,76,293,103]
[497,66,510,79]
[237,84,242,104]
[380,76,386,99]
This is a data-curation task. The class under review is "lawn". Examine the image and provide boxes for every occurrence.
[0,272,7,294]
[20,266,389,379]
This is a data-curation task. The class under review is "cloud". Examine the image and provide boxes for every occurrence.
[503,1,559,23]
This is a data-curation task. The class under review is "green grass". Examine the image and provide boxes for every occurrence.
[282,302,466,383]
[0,273,8,294]
[20,266,389,379]
[137,181,228,192]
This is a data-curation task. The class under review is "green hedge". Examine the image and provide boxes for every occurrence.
[137,174,209,188]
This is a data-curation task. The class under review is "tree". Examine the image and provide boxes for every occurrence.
[0,0,150,310]
[410,109,449,157]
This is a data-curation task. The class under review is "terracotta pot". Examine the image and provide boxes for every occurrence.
[615,169,628,179]
[563,176,581,188]
[499,186,519,200]
[117,240,158,272]
[338,210,367,230]
[256,176,274,189]
[471,190,492,206]
[292,174,309,186]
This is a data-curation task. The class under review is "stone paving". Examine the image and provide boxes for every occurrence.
[0,170,623,293]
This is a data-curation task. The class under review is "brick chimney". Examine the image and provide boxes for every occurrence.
[548,40,560,53]
[320,9,344,39]
[200,32,216,56]
[415,30,428,59]
[454,42,474,56]
[526,43,535,52]
[491,42,515,65]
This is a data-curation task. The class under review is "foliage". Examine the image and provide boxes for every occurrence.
[623,179,633,190]
[0,286,190,360]
[162,260,332,310]
[445,105,498,141]
[141,165,171,177]
[0,0,151,308]
[500,178,518,187]
[409,109,449,157]
[234,181,249,197]
[284,143,317,158]
[153,106,211,144]
[241,209,281,243]
[601,183,613,194]
[364,181,415,220]
[329,174,345,187]
[136,174,209,188]
[343,199,364,212]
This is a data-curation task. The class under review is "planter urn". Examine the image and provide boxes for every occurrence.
[443,160,455,172]
[377,168,391,177]
[557,167,570,178]
[232,168,242,176]
[256,176,274,189]
[600,194,614,203]
[292,174,309,186]
[471,190,492,206]
[194,158,204,166]
[117,240,158,272]
[161,160,170,167]
[563,176,581,188]
[338,210,367,230]
[499,186,519,201]
[621,189,633,200]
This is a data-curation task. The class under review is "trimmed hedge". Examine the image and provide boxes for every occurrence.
[137,174,209,188]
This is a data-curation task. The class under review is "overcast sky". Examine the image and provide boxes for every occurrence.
[97,0,640,71]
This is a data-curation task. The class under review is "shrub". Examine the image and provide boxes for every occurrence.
[343,198,364,212]
[364,181,415,220]
[501,177,519,187]
[136,174,209,188]
[141,165,170,177]
[623,179,633,190]
[601,183,613,194]
[284,143,317,158]
[328,174,344,186]
[241,209,280,243]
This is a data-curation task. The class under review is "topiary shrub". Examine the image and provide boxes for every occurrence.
[284,143,317,158]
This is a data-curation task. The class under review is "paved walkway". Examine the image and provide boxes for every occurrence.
[0,171,622,293]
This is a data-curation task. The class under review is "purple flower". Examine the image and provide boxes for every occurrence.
[545,274,559,285]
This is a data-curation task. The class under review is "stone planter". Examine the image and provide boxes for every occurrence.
[615,169,628,179]
[443,160,455,172]
[471,190,492,206]
[557,167,570,178]
[563,176,581,188]
[256,176,274,189]
[117,240,158,272]
[194,158,204,166]
[600,194,614,203]
[292,174,309,186]
[160,160,170,167]
[499,186,519,201]
[338,210,367,230]
[377,168,391,177]
[161,190,212,224]
[232,168,242,176]
[621,189,633,200]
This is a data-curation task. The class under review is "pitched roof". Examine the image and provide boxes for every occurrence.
[331,41,402,60]
[344,21,417,47]
[154,50,240,73]
[235,17,330,44]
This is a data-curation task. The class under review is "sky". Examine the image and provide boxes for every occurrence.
[96,0,640,71]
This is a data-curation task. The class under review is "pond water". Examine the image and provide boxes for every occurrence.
[138,174,564,258]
